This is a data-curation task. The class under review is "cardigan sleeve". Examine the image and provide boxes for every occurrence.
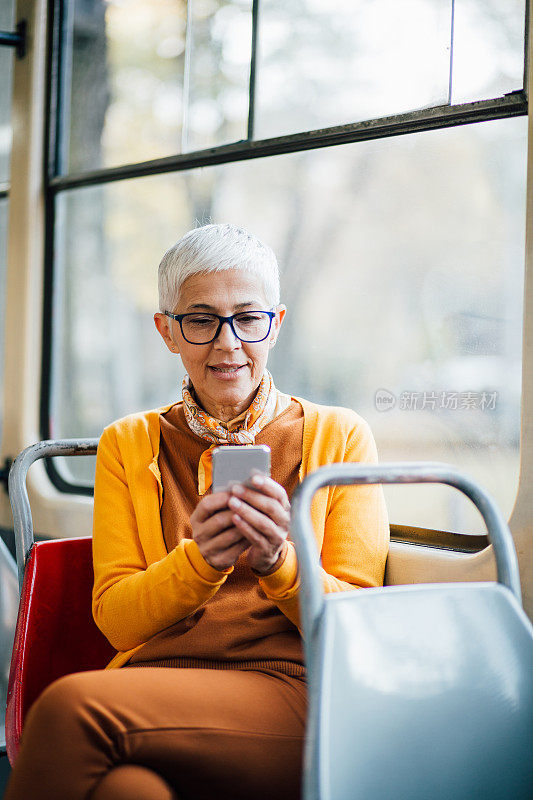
[92,425,232,652]
[259,418,390,629]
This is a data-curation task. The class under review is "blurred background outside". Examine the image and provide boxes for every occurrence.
[0,0,528,534]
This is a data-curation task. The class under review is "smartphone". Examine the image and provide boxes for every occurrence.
[211,445,271,492]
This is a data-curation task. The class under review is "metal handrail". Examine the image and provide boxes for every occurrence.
[9,447,521,616]
[290,461,522,648]
[8,439,99,592]
[0,21,26,58]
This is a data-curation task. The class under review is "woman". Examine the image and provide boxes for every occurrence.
[5,223,390,800]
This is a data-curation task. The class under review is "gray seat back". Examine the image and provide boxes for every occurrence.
[317,582,533,800]
[290,462,533,800]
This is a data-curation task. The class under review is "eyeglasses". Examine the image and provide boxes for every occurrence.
[164,310,276,345]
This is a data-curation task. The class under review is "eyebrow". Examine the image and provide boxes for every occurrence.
[186,301,260,312]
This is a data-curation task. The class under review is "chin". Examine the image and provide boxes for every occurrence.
[219,380,254,400]
[221,385,252,403]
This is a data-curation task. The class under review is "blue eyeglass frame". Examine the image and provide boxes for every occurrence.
[163,310,276,345]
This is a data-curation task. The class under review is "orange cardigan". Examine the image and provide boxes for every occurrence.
[92,397,390,669]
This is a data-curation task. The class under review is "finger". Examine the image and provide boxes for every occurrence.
[224,538,250,560]
[249,473,291,510]
[229,485,290,529]
[231,514,265,547]
[197,509,236,538]
[191,491,230,524]
[205,527,247,552]
[232,513,286,551]
[207,537,250,570]
[229,499,287,544]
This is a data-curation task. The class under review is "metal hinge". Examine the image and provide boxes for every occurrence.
[0,20,27,59]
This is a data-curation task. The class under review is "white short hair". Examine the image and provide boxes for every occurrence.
[158,223,281,311]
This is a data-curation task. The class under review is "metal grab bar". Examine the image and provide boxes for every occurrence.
[0,21,26,58]
[8,439,99,592]
[290,461,522,646]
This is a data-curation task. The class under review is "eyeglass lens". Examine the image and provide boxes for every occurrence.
[182,312,272,343]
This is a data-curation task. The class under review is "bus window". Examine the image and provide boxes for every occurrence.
[49,115,526,536]
[38,0,528,542]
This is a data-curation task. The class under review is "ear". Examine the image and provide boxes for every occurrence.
[154,312,180,355]
[268,305,286,349]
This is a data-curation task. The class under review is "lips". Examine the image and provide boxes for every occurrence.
[208,364,246,373]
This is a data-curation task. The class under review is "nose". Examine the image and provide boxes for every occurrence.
[214,320,241,350]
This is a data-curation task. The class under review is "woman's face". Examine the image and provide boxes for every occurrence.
[154,269,285,420]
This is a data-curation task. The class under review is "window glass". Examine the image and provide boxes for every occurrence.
[451,0,526,105]
[52,116,526,534]
[61,1,527,174]
[66,0,187,173]
[0,0,15,183]
[254,0,453,140]
[182,0,252,152]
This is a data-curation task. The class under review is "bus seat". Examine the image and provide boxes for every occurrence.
[291,462,533,800]
[0,537,18,752]
[5,535,116,765]
[5,439,105,765]
[6,443,533,797]
[315,581,533,799]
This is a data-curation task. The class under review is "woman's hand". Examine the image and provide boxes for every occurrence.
[227,475,291,575]
[190,491,250,571]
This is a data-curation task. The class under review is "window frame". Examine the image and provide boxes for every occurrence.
[39,0,527,555]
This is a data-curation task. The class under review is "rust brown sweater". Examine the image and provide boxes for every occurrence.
[127,400,305,675]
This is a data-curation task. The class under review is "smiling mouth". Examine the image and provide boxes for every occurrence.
[208,365,246,374]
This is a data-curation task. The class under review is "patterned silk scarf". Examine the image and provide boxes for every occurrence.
[182,370,288,494]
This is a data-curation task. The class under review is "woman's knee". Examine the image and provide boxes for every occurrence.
[90,764,179,800]
[24,670,103,732]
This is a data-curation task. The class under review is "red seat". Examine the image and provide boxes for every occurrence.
[5,536,116,765]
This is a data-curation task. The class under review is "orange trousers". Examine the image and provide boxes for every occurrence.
[4,666,307,800]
